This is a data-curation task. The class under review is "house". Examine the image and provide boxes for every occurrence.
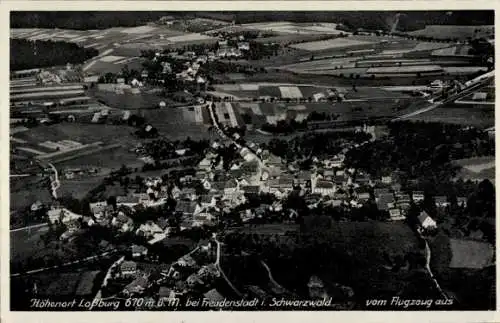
[389,208,405,221]
[123,276,148,296]
[175,200,197,216]
[435,196,449,208]
[89,201,112,217]
[396,193,411,204]
[159,287,176,301]
[47,207,82,224]
[381,175,393,184]
[192,213,215,227]
[241,185,260,195]
[333,174,349,187]
[180,188,197,201]
[374,188,390,197]
[203,289,225,302]
[376,193,395,211]
[238,42,250,51]
[131,244,148,258]
[120,261,137,277]
[177,255,197,268]
[313,92,326,102]
[355,173,371,186]
[313,180,335,196]
[116,195,140,208]
[412,191,425,203]
[417,211,437,231]
[265,154,283,167]
[136,221,163,237]
[200,193,217,208]
[456,197,468,207]
[223,179,239,195]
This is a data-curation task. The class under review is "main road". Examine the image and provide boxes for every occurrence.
[394,70,495,121]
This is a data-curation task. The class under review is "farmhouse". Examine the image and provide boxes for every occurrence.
[120,261,138,277]
[313,180,335,196]
[417,211,437,231]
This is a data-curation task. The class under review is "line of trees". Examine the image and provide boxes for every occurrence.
[10,39,98,71]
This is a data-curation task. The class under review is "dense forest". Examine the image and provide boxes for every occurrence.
[10,39,98,71]
[10,12,182,29]
[11,11,494,32]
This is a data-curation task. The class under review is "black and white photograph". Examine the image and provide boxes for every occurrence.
[7,9,496,312]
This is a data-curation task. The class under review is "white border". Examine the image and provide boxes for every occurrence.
[1,2,499,323]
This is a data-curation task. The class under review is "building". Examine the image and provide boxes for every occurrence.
[313,180,335,196]
[435,196,449,208]
[376,193,395,211]
[412,191,425,203]
[120,261,137,277]
[389,208,405,221]
[131,244,148,258]
[417,211,437,231]
[203,289,225,302]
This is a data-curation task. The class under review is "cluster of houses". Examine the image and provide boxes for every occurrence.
[111,240,223,301]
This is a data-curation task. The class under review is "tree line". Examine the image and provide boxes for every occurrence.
[10,39,98,71]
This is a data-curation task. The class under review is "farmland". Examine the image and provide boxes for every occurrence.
[453,156,495,183]
[408,25,494,40]
[290,38,376,51]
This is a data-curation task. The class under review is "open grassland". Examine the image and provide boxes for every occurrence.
[408,104,494,129]
[408,25,494,40]
[290,38,376,51]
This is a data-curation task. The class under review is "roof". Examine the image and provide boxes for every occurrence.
[121,260,137,270]
[124,276,148,293]
[316,180,334,189]
[417,211,431,224]
[435,196,448,204]
[132,244,147,254]
[175,200,197,214]
[376,193,395,211]
[203,289,225,302]
[241,185,260,194]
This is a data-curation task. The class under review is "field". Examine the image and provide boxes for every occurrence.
[290,38,376,51]
[141,108,211,140]
[10,176,52,213]
[452,156,495,183]
[408,25,494,40]
[408,104,494,129]
[448,238,495,269]
[241,22,349,35]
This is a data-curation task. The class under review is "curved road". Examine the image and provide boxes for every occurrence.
[214,235,244,298]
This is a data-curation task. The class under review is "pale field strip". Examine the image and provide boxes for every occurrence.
[431,46,458,56]
[194,106,204,124]
[358,58,432,65]
[11,90,85,100]
[10,137,28,144]
[240,84,260,91]
[94,44,109,50]
[279,86,303,98]
[412,42,454,51]
[82,60,98,72]
[121,25,158,34]
[59,96,92,104]
[381,49,415,55]
[11,85,84,94]
[443,66,488,73]
[94,35,106,40]
[85,42,102,48]
[10,126,30,135]
[288,105,307,111]
[36,141,104,160]
[99,55,127,63]
[215,84,240,91]
[462,161,495,173]
[366,65,443,73]
[167,33,214,42]
[225,102,240,127]
[114,57,139,65]
[17,147,47,155]
[290,38,376,51]
[10,82,38,88]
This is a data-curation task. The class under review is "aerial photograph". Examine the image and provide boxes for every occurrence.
[9,11,495,311]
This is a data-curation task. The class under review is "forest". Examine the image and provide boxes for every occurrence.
[10,39,98,71]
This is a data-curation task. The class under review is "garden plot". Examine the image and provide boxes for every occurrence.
[290,38,376,51]
[279,86,303,99]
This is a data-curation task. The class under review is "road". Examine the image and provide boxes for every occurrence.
[213,235,244,298]
[47,163,60,199]
[207,101,265,182]
[10,222,48,233]
[260,260,288,294]
[11,249,118,277]
[94,255,125,300]
[394,71,494,121]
